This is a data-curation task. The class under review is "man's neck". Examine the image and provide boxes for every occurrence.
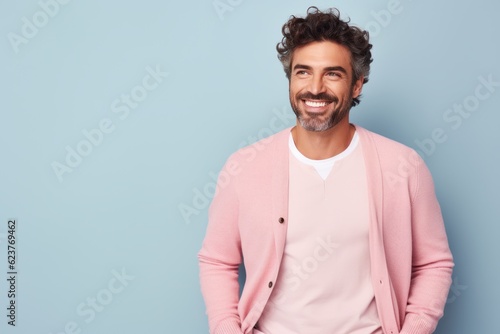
[291,119,355,160]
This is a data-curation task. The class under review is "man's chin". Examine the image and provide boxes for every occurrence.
[298,118,334,132]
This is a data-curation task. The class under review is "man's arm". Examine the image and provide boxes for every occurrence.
[198,159,244,334]
[400,157,454,334]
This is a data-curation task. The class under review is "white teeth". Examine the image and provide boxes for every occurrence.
[304,100,329,107]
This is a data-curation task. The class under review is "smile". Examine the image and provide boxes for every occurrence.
[303,100,331,107]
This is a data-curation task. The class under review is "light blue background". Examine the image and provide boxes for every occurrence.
[0,0,499,333]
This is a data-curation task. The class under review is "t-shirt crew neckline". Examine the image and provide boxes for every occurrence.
[288,131,360,180]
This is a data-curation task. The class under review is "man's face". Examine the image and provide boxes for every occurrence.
[289,41,363,132]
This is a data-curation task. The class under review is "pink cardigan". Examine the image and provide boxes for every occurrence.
[198,125,453,334]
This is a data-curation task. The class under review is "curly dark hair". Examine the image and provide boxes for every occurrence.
[277,7,373,106]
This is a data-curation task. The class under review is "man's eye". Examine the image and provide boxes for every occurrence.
[296,70,308,75]
[327,72,340,77]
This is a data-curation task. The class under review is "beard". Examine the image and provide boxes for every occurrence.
[290,90,353,132]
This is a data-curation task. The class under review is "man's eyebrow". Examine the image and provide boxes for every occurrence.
[324,66,347,74]
[293,64,312,71]
[292,64,348,74]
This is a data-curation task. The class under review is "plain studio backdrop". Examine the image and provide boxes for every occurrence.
[0,0,499,333]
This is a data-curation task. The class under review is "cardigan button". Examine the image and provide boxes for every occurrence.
[268,281,273,288]
[278,217,285,224]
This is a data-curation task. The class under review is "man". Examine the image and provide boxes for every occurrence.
[198,7,453,334]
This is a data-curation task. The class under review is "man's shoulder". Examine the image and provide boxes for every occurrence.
[225,127,291,167]
[355,125,426,175]
[356,125,419,156]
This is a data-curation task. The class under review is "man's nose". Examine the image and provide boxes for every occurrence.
[307,75,326,95]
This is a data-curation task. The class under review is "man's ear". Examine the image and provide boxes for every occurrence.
[352,76,364,99]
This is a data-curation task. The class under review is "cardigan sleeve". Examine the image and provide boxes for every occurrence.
[400,156,454,334]
[198,157,245,334]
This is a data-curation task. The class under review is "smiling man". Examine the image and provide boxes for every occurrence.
[199,7,453,334]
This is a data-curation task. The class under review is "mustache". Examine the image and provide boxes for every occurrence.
[297,92,338,102]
